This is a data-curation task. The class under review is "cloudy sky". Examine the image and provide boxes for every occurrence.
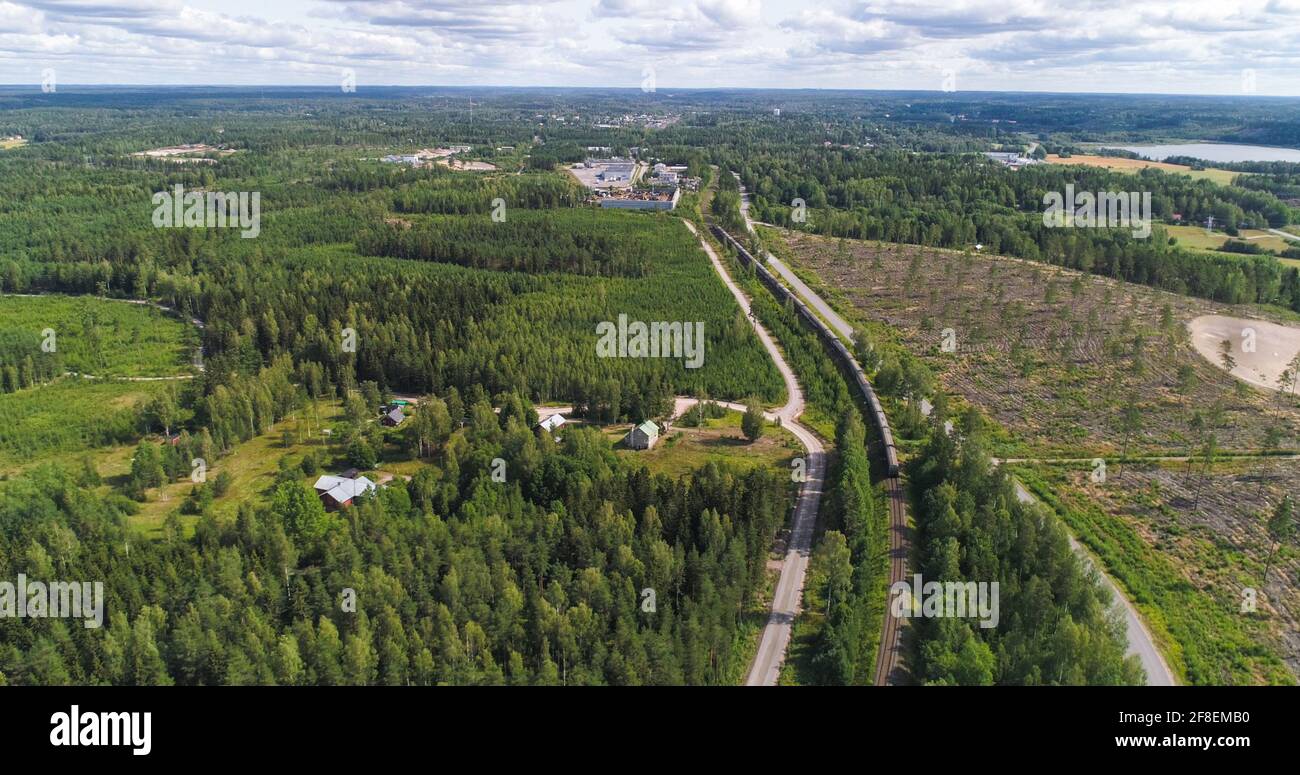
[2,0,1299,95]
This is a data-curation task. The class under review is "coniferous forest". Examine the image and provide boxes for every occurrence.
[2,86,1297,687]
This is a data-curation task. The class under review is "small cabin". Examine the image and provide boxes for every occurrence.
[626,420,660,450]
[313,474,377,510]
[538,414,566,434]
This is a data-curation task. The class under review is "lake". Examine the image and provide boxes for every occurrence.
[1104,143,1300,163]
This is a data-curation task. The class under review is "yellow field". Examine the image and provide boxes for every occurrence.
[1164,224,1293,253]
[0,137,26,150]
[1045,154,1239,185]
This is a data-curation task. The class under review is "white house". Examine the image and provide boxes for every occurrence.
[626,420,660,450]
[538,414,566,433]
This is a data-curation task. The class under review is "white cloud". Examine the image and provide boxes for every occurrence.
[0,0,1295,93]
[697,0,760,28]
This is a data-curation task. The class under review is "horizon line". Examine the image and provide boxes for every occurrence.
[3,84,1300,100]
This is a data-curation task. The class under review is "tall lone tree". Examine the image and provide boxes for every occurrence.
[741,399,766,442]
[1263,496,1297,586]
[1218,338,1236,373]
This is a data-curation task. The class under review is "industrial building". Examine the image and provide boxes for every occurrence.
[597,163,635,183]
[599,187,680,211]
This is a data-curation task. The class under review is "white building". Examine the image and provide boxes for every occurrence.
[626,420,660,450]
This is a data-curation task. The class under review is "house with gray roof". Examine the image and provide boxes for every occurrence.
[313,474,377,510]
[626,420,660,450]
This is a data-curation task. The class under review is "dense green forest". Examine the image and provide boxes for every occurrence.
[0,399,790,685]
[0,152,784,422]
[906,409,1143,685]
[3,86,1298,685]
[0,92,798,686]
[0,295,196,464]
[0,329,59,393]
[706,191,890,683]
[802,410,888,684]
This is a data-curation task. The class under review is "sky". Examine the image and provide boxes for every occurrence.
[2,0,1300,95]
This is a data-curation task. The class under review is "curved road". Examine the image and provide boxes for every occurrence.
[1013,481,1177,686]
[734,184,1175,686]
[681,219,826,686]
[735,177,856,342]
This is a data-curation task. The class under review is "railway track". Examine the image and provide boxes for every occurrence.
[873,476,910,685]
[681,219,824,686]
[711,216,912,685]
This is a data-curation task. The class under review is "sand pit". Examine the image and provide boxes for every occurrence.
[1189,314,1300,391]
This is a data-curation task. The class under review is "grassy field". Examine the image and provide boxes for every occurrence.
[122,402,802,540]
[0,379,177,472]
[122,399,350,537]
[0,294,199,470]
[1045,154,1240,185]
[1164,224,1294,254]
[0,294,198,377]
[776,228,1300,683]
[607,410,802,479]
[0,137,25,150]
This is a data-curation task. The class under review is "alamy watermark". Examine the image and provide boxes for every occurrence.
[50,706,151,756]
[890,573,999,629]
[1,574,104,629]
[1043,183,1152,238]
[596,314,705,369]
[152,184,261,238]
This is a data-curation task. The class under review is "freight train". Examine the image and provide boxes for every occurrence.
[710,224,900,477]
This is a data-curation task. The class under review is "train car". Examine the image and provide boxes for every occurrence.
[832,339,853,362]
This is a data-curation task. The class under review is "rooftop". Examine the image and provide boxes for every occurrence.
[313,475,377,503]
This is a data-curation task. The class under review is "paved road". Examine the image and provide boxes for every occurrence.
[735,176,856,341]
[732,187,914,685]
[1012,480,1177,686]
[682,219,826,686]
[766,256,856,342]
